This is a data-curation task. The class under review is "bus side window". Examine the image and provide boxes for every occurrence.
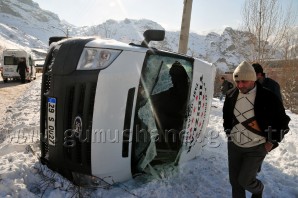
[29,57,33,66]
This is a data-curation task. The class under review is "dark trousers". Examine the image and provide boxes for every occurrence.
[19,72,26,83]
[228,142,267,198]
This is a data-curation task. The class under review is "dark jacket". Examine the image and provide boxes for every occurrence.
[223,82,290,148]
[17,61,27,76]
[262,77,282,101]
[220,80,233,94]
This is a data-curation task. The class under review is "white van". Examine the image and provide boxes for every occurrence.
[40,30,216,185]
[1,49,36,83]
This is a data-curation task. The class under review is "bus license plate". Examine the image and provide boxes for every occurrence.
[48,97,56,146]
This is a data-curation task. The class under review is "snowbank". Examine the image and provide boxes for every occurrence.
[0,76,297,198]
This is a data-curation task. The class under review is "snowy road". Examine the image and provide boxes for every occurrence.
[0,72,35,122]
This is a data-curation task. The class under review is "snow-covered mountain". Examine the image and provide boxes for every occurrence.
[0,0,282,71]
[0,0,60,49]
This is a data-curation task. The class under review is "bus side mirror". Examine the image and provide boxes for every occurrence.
[141,30,165,47]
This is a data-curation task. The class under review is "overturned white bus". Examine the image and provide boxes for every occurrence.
[40,30,216,185]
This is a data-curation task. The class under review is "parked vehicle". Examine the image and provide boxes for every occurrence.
[0,64,2,78]
[34,59,45,73]
[40,30,216,185]
[1,49,36,83]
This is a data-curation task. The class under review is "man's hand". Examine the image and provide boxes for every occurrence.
[264,141,274,152]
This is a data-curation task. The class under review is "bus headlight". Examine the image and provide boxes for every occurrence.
[77,48,121,70]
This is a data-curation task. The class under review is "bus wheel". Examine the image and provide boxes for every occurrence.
[3,78,8,83]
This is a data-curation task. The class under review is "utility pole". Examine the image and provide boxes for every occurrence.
[178,0,193,54]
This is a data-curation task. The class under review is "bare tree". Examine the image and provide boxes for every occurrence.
[279,28,298,113]
[100,23,114,38]
[86,22,116,38]
[281,27,298,60]
[278,59,298,113]
[87,26,101,36]
[241,0,296,63]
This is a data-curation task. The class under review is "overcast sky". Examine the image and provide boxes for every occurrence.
[34,0,298,35]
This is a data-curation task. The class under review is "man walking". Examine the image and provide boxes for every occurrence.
[252,63,282,101]
[219,76,233,101]
[16,57,27,83]
[223,61,290,198]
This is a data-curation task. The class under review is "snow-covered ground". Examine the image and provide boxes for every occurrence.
[0,76,297,198]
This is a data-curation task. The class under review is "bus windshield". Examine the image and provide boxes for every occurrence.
[132,53,193,172]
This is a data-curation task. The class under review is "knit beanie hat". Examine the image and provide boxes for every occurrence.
[233,61,257,82]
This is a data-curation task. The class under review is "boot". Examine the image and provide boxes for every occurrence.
[251,188,263,198]
[251,193,262,198]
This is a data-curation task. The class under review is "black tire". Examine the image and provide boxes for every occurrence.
[3,78,8,83]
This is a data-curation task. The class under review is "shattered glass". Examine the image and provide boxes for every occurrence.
[133,54,193,171]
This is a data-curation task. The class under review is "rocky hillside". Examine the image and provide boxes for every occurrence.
[0,0,289,72]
